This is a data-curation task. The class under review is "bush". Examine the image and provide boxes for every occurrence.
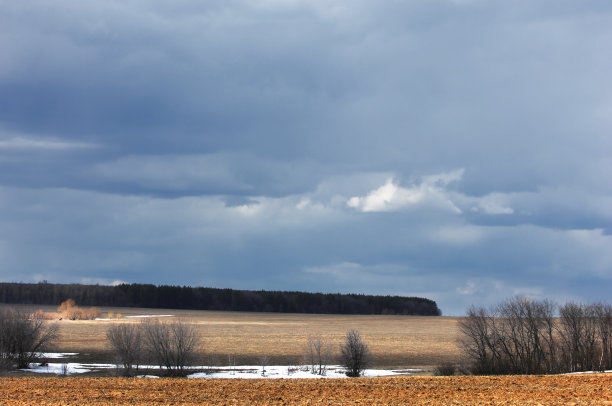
[303,336,332,375]
[58,299,101,320]
[142,319,200,376]
[0,307,58,369]
[340,329,371,377]
[106,323,143,376]
[434,362,456,376]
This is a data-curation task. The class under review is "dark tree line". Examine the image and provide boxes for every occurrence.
[0,282,441,316]
[460,297,612,375]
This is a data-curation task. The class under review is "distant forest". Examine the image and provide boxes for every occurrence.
[0,282,441,316]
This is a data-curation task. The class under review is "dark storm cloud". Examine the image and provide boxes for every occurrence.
[1,0,611,314]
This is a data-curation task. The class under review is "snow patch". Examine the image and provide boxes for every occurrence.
[125,314,174,318]
[27,363,112,375]
[94,315,173,321]
[26,353,422,378]
[189,365,412,379]
[39,352,78,359]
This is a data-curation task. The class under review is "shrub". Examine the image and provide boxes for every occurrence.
[434,362,456,376]
[0,307,58,369]
[142,319,200,377]
[303,336,332,375]
[340,329,371,377]
[57,299,101,320]
[106,323,143,376]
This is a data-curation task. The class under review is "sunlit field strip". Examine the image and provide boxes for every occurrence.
[1,375,611,405]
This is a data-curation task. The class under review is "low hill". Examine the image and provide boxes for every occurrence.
[0,282,441,316]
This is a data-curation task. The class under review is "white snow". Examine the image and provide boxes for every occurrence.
[188,365,418,379]
[27,362,113,375]
[27,354,611,378]
[95,315,174,320]
[24,354,422,378]
[22,353,612,380]
[38,352,78,359]
[566,370,612,374]
[125,314,173,318]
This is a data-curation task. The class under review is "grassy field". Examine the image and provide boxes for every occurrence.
[1,375,610,405]
[5,304,462,370]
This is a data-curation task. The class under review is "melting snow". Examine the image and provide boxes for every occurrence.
[187,365,414,379]
[24,353,422,378]
[95,315,174,320]
[38,353,78,359]
[125,315,173,318]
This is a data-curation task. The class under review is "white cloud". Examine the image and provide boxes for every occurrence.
[347,169,464,213]
[79,277,130,286]
[429,225,485,245]
[470,194,515,215]
[456,281,479,296]
[304,261,363,276]
[347,179,411,211]
[233,202,262,217]
[456,279,544,302]
[0,136,96,150]
[296,198,311,210]
[511,286,544,298]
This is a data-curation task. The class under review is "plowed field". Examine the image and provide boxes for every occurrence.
[1,374,610,405]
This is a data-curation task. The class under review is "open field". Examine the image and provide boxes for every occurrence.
[4,304,612,404]
[1,374,611,405]
[4,304,462,370]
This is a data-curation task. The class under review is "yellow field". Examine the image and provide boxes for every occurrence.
[8,304,462,370]
[1,375,610,405]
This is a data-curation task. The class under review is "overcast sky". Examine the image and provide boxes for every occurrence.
[1,0,611,314]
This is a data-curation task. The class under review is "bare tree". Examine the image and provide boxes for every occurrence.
[340,329,371,377]
[593,303,612,371]
[496,297,557,374]
[538,299,559,373]
[303,336,332,375]
[0,308,58,369]
[259,354,270,376]
[228,353,237,375]
[558,302,599,372]
[460,297,558,375]
[461,298,612,375]
[106,323,143,376]
[459,305,500,374]
[142,318,200,376]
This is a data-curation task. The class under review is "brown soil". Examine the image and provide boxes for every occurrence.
[1,374,610,405]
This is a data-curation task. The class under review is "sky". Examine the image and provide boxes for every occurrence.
[0,0,611,315]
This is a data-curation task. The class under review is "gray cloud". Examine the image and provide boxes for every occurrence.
[1,0,611,314]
